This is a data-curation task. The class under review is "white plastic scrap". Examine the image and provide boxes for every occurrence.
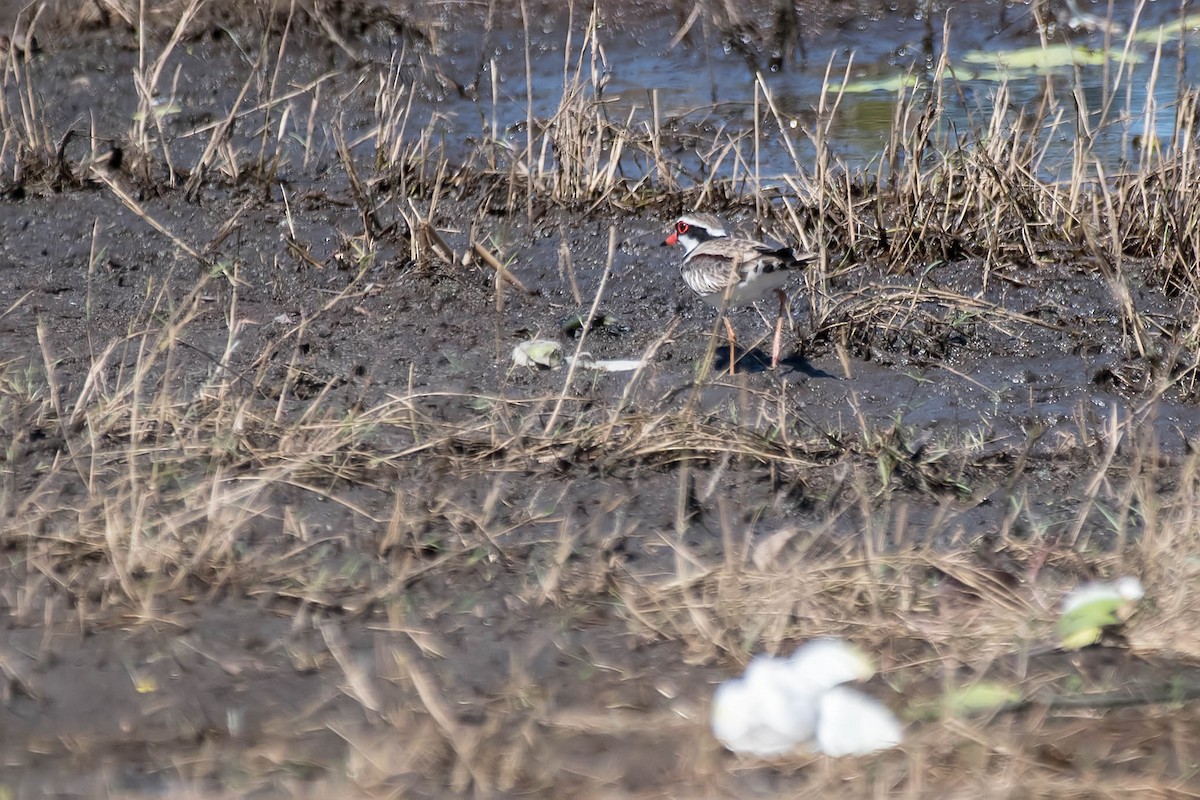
[789,637,875,691]
[711,655,819,757]
[711,638,902,758]
[815,686,904,757]
[511,339,645,372]
[1058,576,1145,650]
[571,357,645,372]
[1061,576,1145,613]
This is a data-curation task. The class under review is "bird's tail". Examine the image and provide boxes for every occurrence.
[763,245,817,269]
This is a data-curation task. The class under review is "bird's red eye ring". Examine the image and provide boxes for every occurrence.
[676,221,689,234]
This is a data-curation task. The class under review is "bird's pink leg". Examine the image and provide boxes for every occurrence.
[723,316,738,374]
[770,288,787,369]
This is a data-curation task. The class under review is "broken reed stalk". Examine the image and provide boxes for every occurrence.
[255,0,299,179]
[542,226,616,437]
[130,0,205,185]
[471,239,529,296]
[92,170,208,265]
[519,0,534,222]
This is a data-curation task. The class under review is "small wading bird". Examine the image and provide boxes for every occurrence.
[664,213,816,372]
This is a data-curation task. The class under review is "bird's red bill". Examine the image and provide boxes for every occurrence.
[664,232,679,246]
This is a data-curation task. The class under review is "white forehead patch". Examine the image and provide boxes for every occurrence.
[679,213,727,238]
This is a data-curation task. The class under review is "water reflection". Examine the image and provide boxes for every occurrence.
[432,1,1197,181]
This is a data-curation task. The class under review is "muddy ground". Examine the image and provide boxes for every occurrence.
[1,1,1199,797]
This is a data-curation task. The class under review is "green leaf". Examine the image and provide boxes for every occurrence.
[1057,597,1125,650]
[1057,579,1143,650]
[961,44,1141,73]
[828,74,923,94]
[512,339,563,369]
[132,102,183,122]
[941,681,1023,716]
[1130,13,1200,43]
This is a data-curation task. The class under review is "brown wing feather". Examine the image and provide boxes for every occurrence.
[680,251,743,296]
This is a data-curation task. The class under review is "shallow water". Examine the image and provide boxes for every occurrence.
[428,0,1197,182]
